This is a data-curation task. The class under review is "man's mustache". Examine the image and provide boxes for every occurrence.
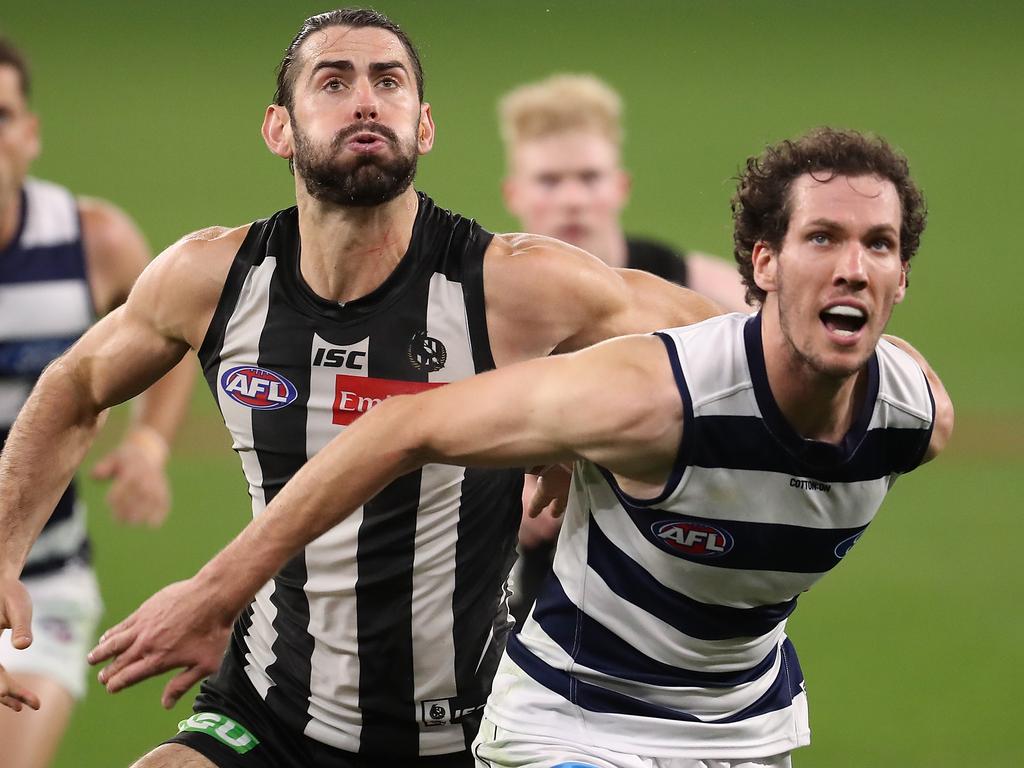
[331,121,400,151]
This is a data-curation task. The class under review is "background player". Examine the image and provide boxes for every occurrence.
[84,127,953,767]
[498,73,748,622]
[0,38,194,768]
[0,9,717,768]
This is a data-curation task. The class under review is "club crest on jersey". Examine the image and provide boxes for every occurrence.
[652,519,733,557]
[220,366,297,410]
[834,531,864,560]
[407,330,447,372]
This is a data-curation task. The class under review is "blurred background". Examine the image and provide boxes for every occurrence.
[3,0,1021,765]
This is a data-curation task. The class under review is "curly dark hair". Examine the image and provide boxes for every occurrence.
[274,8,424,112]
[731,127,927,306]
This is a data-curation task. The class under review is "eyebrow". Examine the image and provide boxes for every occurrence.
[805,218,898,237]
[309,59,408,79]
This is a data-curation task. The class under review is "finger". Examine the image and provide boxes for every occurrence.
[88,627,136,666]
[161,666,206,709]
[6,593,33,650]
[0,682,40,711]
[105,655,171,694]
[90,454,118,480]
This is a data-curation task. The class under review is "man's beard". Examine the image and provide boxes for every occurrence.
[292,120,418,207]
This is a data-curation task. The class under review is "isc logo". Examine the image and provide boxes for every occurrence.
[652,520,733,557]
[312,346,366,370]
[220,366,297,410]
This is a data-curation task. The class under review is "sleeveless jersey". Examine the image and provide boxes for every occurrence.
[198,194,523,757]
[486,312,935,759]
[625,236,688,286]
[0,178,93,578]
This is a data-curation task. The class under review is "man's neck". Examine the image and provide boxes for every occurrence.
[587,227,629,269]
[0,188,23,251]
[295,185,419,304]
[761,306,866,444]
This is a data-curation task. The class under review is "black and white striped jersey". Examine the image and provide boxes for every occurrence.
[486,312,935,759]
[198,194,523,757]
[0,178,93,578]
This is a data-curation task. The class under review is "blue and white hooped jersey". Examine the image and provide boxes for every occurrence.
[486,312,935,759]
[0,178,93,577]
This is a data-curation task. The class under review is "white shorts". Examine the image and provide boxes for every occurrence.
[472,716,792,768]
[0,560,103,700]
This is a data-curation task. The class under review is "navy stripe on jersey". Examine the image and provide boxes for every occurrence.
[604,486,869,573]
[533,574,778,688]
[507,633,803,725]
[586,514,797,640]
[690,416,936,482]
[0,337,79,377]
[0,243,87,285]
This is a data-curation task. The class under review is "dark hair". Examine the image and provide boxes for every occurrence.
[731,127,927,306]
[274,8,424,111]
[0,38,31,100]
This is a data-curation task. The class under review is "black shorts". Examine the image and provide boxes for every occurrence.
[166,657,474,768]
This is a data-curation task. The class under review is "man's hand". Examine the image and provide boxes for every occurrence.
[0,578,39,712]
[87,578,233,709]
[520,465,572,548]
[90,426,171,526]
[0,664,40,712]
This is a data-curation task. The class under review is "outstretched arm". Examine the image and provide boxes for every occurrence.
[89,334,684,705]
[0,228,238,710]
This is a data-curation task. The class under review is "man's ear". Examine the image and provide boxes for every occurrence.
[262,105,293,160]
[894,260,908,304]
[417,103,435,155]
[751,241,779,294]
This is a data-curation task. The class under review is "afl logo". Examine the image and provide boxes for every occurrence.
[220,366,297,410]
[834,532,863,560]
[407,331,447,373]
[652,520,733,557]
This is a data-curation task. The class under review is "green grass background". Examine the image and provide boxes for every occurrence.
[2,1,1021,765]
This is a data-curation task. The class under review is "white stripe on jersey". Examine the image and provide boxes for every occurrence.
[214,259,278,696]
[20,178,78,248]
[0,281,92,340]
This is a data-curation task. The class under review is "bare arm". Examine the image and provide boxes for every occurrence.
[484,234,722,365]
[882,334,954,462]
[89,335,683,702]
[80,198,197,524]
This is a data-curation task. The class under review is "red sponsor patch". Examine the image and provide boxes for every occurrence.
[332,374,445,425]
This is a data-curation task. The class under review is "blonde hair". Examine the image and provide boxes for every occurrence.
[498,74,623,156]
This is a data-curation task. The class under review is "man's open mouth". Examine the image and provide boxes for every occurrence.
[820,305,867,337]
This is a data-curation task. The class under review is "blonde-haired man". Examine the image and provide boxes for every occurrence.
[499,74,747,623]
[499,74,746,307]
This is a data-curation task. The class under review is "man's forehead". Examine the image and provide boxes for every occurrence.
[0,65,27,106]
[789,173,900,222]
[515,130,620,170]
[298,25,409,70]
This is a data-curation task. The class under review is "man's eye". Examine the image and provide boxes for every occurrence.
[870,238,894,252]
[537,175,560,188]
[324,78,344,91]
[810,233,831,245]
[378,76,399,89]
